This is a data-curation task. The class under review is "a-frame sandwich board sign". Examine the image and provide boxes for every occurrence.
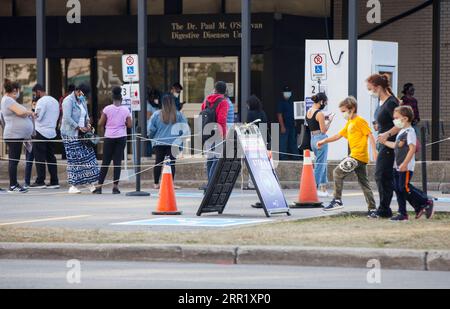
[197,124,291,218]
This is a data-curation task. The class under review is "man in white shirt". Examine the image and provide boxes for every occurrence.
[31,84,60,189]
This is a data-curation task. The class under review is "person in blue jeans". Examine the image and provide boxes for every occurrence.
[306,93,334,198]
[277,86,298,161]
[24,146,34,189]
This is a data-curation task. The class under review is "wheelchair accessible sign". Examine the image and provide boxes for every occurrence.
[122,54,139,82]
[311,53,327,81]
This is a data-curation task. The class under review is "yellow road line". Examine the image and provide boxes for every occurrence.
[0,215,92,227]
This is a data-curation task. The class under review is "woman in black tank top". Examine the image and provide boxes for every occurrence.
[306,110,322,132]
[307,93,333,197]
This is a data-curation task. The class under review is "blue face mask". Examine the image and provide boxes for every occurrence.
[283,92,292,100]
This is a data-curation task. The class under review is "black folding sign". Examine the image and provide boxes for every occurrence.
[197,124,291,218]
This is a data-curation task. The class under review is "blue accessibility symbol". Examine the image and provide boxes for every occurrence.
[127,66,135,74]
[315,65,323,74]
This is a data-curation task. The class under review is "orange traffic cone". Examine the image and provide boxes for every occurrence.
[291,150,323,208]
[152,159,182,215]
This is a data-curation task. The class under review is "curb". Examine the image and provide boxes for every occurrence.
[1,243,449,271]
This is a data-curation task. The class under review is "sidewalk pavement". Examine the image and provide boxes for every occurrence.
[0,243,449,272]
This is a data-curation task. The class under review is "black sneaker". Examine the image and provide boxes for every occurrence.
[367,210,377,218]
[390,214,409,222]
[30,183,47,189]
[112,188,121,195]
[370,208,393,219]
[425,199,435,219]
[8,185,28,194]
[92,188,102,195]
[47,184,60,189]
[415,206,426,219]
[324,199,344,212]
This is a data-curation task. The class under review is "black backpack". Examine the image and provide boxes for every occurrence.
[199,96,224,145]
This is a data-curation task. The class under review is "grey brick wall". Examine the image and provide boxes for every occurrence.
[334,0,450,160]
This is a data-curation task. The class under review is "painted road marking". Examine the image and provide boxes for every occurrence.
[113,218,271,228]
[0,215,92,227]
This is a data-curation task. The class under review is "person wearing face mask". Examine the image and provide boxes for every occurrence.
[400,83,420,133]
[366,74,400,219]
[61,84,99,194]
[29,84,60,189]
[317,97,377,214]
[379,106,434,221]
[306,93,333,198]
[170,82,184,111]
[277,86,298,161]
[0,79,34,193]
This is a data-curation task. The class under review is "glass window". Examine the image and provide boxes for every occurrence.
[148,57,179,94]
[181,57,238,105]
[251,54,264,101]
[3,61,37,108]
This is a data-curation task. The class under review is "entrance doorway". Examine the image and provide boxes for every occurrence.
[180,57,239,119]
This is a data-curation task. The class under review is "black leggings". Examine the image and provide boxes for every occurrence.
[153,146,176,185]
[98,137,127,186]
[6,140,23,187]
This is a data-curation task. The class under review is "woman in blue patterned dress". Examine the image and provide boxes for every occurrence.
[61,84,99,194]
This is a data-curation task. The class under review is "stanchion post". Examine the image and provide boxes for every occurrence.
[126,0,149,197]
[421,126,428,195]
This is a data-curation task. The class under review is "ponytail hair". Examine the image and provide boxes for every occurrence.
[311,92,328,104]
[366,74,399,102]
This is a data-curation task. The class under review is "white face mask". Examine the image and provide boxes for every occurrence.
[368,90,378,98]
[283,92,292,100]
[393,119,405,129]
[173,92,180,99]
[342,112,350,121]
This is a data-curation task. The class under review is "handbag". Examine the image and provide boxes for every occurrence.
[80,129,100,148]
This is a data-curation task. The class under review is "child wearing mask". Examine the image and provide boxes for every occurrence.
[317,97,377,215]
[379,106,434,221]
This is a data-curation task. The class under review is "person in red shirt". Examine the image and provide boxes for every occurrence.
[201,81,229,183]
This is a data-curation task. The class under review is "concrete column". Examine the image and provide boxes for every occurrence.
[348,0,358,98]
[241,0,251,122]
[36,0,46,86]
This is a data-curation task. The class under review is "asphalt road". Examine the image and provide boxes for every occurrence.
[0,259,449,289]
[0,189,449,231]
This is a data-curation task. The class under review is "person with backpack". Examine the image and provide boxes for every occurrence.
[200,81,230,183]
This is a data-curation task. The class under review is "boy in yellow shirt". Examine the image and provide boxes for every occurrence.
[317,97,378,215]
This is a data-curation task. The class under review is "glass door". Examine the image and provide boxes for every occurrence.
[180,57,239,119]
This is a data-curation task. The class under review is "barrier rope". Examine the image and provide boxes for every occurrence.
[0,131,448,196]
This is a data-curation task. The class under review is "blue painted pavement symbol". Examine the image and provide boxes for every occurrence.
[113,218,271,228]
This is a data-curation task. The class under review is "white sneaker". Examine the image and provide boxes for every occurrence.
[317,190,329,198]
[68,186,81,194]
[89,184,97,193]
